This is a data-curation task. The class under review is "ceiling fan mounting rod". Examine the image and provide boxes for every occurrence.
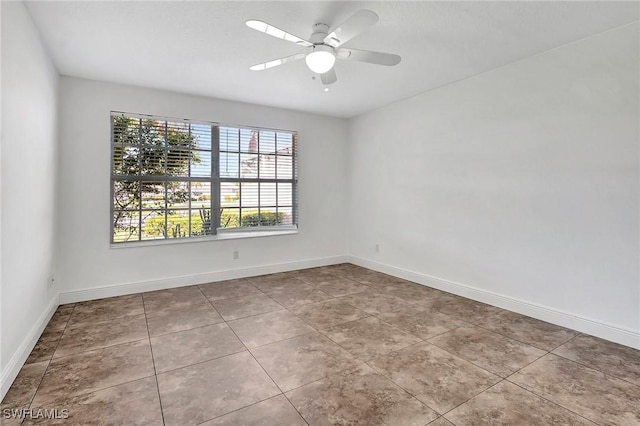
[309,23,330,44]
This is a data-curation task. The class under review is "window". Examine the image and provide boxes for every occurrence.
[111,112,297,244]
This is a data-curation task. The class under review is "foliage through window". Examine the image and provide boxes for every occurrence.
[111,112,297,243]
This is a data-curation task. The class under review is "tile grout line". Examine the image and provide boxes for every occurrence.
[359,337,505,419]
[432,320,585,419]
[466,317,579,353]
[192,394,309,426]
[268,363,367,396]
[439,378,512,422]
[261,284,336,309]
[462,335,601,425]
[26,304,77,411]
[545,333,640,388]
[17,307,162,413]
[201,286,310,426]
[24,376,158,413]
[152,348,248,376]
[146,319,226,339]
[547,332,581,353]
[141,293,167,426]
[213,267,637,423]
[371,310,464,341]
[423,337,523,381]
[543,350,640,390]
[309,313,425,368]
[289,306,372,332]
[10,264,638,424]
[503,376,601,425]
[210,281,342,425]
[44,335,151,362]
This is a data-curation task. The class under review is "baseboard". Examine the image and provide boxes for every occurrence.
[1,295,59,400]
[59,255,349,304]
[349,256,640,350]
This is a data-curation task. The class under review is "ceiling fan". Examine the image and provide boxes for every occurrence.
[246,10,401,85]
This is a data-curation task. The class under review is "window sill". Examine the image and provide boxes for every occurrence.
[110,228,298,249]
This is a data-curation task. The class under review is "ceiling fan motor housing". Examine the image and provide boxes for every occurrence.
[310,23,330,44]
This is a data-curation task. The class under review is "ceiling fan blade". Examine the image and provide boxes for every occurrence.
[337,48,401,66]
[246,20,313,47]
[250,53,306,71]
[324,10,379,48]
[320,68,337,85]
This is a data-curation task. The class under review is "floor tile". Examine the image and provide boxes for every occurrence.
[477,310,577,351]
[228,310,315,348]
[24,377,163,425]
[151,323,245,373]
[509,353,640,425]
[247,271,289,284]
[251,332,361,392]
[265,286,332,308]
[369,342,499,414]
[444,380,593,425]
[55,304,76,315]
[349,271,408,288]
[201,395,306,426]
[286,365,438,426]
[553,334,640,386]
[25,331,63,364]
[314,277,371,297]
[429,326,545,377]
[143,286,208,314]
[54,314,148,358]
[212,293,284,321]
[249,274,309,292]
[32,340,155,406]
[377,303,466,340]
[293,268,340,285]
[289,299,369,329]
[422,293,503,322]
[157,351,280,426]
[322,316,422,361]
[324,263,370,277]
[378,282,446,303]
[199,279,261,301]
[68,295,143,327]
[428,418,455,426]
[0,413,24,426]
[338,292,408,315]
[0,361,49,409]
[146,302,224,337]
[335,269,382,280]
[13,266,637,425]
[44,305,75,332]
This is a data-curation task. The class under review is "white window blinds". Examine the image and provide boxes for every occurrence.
[111,112,297,243]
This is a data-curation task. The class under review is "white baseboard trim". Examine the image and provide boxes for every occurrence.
[1,295,59,400]
[59,255,349,304]
[349,256,640,350]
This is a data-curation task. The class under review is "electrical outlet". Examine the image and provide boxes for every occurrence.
[375,244,380,253]
[233,250,239,260]
[47,276,55,288]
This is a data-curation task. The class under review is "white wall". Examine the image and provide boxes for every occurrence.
[57,77,348,298]
[1,1,60,393]
[348,23,639,347]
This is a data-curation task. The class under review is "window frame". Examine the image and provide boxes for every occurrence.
[110,111,298,245]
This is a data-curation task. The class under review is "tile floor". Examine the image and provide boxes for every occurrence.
[2,264,639,425]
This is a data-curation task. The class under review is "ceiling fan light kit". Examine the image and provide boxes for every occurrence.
[246,9,401,85]
[305,45,336,74]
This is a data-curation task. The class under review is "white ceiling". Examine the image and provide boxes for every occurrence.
[25,1,639,118]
